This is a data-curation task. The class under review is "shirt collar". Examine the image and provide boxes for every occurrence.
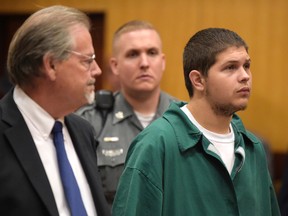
[13,86,56,139]
[163,101,259,152]
[112,92,135,124]
[112,91,176,124]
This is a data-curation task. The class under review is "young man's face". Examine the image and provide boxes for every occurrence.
[110,29,165,96]
[204,46,251,116]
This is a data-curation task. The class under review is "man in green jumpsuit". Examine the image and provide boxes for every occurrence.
[112,28,280,216]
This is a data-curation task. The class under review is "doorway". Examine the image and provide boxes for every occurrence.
[0,12,105,98]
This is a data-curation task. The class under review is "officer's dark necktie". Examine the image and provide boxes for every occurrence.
[52,121,87,216]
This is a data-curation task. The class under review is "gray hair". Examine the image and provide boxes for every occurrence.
[7,5,91,86]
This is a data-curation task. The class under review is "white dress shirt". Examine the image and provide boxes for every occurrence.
[13,86,96,216]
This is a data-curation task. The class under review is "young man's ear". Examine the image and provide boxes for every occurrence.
[189,70,205,91]
[161,53,166,71]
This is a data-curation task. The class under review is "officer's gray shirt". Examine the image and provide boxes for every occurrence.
[76,91,177,204]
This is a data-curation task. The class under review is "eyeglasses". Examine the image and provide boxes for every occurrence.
[66,50,96,71]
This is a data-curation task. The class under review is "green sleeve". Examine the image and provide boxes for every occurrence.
[112,167,163,216]
[269,181,281,216]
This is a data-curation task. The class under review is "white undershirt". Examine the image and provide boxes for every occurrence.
[13,86,96,216]
[134,111,155,128]
[181,105,235,174]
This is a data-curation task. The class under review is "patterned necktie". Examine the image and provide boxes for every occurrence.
[52,121,87,216]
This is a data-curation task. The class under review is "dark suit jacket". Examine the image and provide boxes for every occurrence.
[0,89,111,216]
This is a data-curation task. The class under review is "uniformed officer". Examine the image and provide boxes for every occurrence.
[76,20,177,207]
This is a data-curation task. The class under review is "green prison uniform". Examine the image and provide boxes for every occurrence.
[112,102,280,216]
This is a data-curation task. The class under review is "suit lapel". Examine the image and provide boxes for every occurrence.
[2,90,59,216]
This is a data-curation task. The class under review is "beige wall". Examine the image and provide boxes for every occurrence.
[1,0,288,152]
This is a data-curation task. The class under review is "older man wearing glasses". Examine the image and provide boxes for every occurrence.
[0,5,110,216]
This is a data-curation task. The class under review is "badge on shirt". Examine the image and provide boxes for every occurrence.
[102,149,124,157]
[115,111,124,119]
[103,137,119,142]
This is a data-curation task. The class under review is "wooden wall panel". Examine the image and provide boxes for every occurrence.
[1,0,288,153]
